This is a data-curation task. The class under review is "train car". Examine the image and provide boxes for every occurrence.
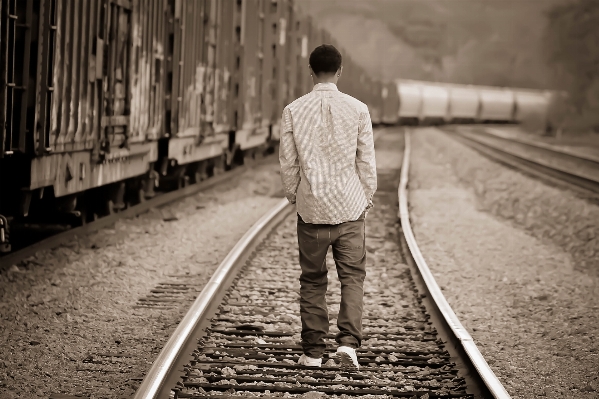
[306,17,325,94]
[0,0,168,236]
[478,87,515,122]
[419,83,450,124]
[285,2,300,109]
[229,0,268,160]
[336,53,353,96]
[165,0,229,188]
[369,79,383,125]
[397,81,422,124]
[292,12,310,100]
[447,84,480,123]
[513,89,551,129]
[381,81,400,125]
[258,0,284,146]
[270,0,293,142]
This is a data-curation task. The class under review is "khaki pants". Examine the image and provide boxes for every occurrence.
[296,213,367,358]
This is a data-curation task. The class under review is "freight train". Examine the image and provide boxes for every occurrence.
[395,79,554,126]
[0,0,387,252]
[0,0,553,253]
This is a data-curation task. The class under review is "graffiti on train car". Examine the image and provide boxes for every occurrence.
[129,1,167,144]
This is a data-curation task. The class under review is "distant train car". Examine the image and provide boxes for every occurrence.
[448,85,480,123]
[369,80,383,125]
[419,84,450,124]
[478,87,515,122]
[381,82,400,125]
[513,89,552,129]
[397,81,422,124]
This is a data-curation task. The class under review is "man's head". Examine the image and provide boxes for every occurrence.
[309,44,343,83]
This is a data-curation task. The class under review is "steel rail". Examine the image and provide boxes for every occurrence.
[398,129,511,399]
[133,198,293,399]
[133,128,389,399]
[0,156,276,270]
[458,129,599,185]
[451,131,599,199]
[483,127,599,164]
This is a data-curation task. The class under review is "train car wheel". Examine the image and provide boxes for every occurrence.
[177,172,190,190]
[230,146,244,168]
[112,183,127,211]
[136,188,146,204]
[189,161,208,184]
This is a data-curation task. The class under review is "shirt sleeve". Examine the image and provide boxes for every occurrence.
[279,107,300,205]
[356,107,377,209]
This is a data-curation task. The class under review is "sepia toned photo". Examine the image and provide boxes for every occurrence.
[0,1,597,398]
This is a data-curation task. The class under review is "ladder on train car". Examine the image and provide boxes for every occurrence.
[0,0,33,158]
[0,0,34,253]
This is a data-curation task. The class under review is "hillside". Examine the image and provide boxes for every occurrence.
[297,0,562,89]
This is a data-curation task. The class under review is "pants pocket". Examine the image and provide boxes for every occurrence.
[337,220,365,250]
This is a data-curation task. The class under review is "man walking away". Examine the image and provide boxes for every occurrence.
[279,44,377,369]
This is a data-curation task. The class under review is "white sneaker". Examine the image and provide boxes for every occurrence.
[336,346,359,369]
[298,354,322,367]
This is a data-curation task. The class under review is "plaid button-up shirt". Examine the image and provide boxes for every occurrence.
[279,82,377,225]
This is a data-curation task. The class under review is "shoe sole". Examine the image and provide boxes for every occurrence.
[336,352,359,370]
[298,362,321,367]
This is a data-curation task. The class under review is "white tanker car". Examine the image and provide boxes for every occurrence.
[395,79,554,127]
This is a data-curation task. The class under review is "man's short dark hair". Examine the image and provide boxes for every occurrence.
[309,44,342,76]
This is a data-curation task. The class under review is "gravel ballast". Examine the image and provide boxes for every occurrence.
[450,126,599,275]
[408,127,599,399]
[0,162,283,399]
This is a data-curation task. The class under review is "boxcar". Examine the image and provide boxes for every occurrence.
[165,0,229,187]
[0,0,167,230]
[270,0,293,142]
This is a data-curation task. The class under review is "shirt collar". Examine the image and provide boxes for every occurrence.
[312,82,339,92]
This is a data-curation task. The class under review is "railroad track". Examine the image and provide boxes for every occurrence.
[447,126,599,200]
[133,129,509,399]
[0,155,277,270]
